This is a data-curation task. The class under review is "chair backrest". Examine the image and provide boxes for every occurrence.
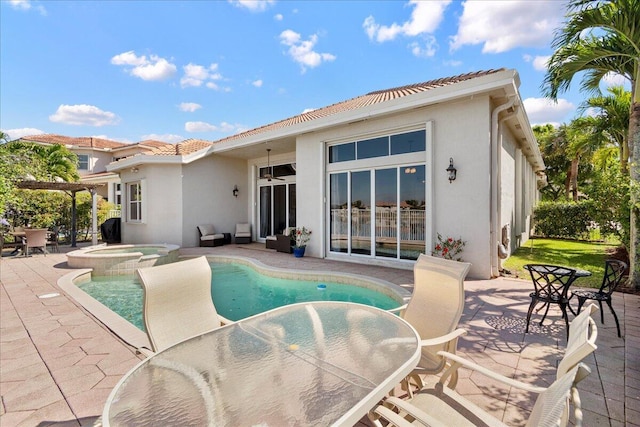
[557,303,598,379]
[24,228,48,248]
[137,256,223,353]
[403,254,471,357]
[235,223,251,234]
[197,224,215,237]
[524,264,576,300]
[599,259,627,296]
[526,363,590,427]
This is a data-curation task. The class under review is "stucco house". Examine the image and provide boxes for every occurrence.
[107,68,544,279]
[16,134,171,206]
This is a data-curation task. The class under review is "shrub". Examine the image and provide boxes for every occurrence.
[533,201,594,239]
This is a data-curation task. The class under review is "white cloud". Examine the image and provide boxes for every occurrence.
[111,51,177,81]
[2,127,45,140]
[228,0,275,12]
[279,30,336,72]
[409,36,438,58]
[302,108,316,114]
[523,54,550,71]
[252,79,263,87]
[185,121,242,133]
[443,59,462,67]
[181,63,224,89]
[49,104,119,127]
[178,102,202,112]
[274,13,283,21]
[450,1,566,53]
[141,133,184,143]
[602,72,630,87]
[523,97,575,126]
[8,0,46,15]
[363,0,450,43]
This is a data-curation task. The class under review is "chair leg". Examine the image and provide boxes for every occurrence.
[605,298,621,338]
[576,296,586,315]
[525,298,537,333]
[560,303,570,341]
[598,301,605,324]
[539,301,552,326]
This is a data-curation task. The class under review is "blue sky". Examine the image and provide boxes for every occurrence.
[0,0,628,144]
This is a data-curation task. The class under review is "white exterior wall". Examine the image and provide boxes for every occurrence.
[182,155,248,247]
[120,164,183,245]
[296,96,493,278]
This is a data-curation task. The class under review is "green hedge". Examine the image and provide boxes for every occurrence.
[533,201,595,239]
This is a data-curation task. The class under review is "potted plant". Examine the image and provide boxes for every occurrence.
[292,226,312,257]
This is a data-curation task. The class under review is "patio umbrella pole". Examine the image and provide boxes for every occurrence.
[71,191,77,248]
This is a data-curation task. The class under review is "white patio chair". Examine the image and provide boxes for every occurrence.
[234,223,251,244]
[372,363,590,427]
[136,256,231,355]
[24,228,49,256]
[389,254,471,393]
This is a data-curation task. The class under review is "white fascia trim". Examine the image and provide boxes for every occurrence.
[106,154,182,172]
[209,70,521,154]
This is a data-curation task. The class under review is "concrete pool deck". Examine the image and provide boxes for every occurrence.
[1,242,639,426]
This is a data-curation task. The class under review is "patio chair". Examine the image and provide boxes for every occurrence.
[524,264,576,339]
[197,224,225,247]
[389,254,471,394]
[136,256,231,354]
[234,223,251,244]
[47,226,59,253]
[371,363,590,427]
[571,259,627,337]
[24,228,49,256]
[265,227,292,253]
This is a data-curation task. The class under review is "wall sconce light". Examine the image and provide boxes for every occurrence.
[446,157,457,183]
[232,185,239,198]
[131,167,139,173]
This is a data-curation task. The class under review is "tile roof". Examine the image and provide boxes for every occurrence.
[213,69,505,145]
[149,139,213,156]
[19,134,126,149]
[112,139,171,151]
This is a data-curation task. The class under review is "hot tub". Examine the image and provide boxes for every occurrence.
[66,244,180,276]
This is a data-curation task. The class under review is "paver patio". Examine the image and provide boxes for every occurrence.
[1,243,639,426]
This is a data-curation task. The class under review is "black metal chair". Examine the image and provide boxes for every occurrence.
[524,264,576,339]
[571,259,627,337]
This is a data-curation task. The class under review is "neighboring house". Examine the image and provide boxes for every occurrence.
[107,68,544,279]
[16,134,170,207]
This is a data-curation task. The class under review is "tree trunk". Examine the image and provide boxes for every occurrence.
[630,101,640,288]
[570,159,579,201]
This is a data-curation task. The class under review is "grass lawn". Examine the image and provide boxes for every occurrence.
[503,238,618,288]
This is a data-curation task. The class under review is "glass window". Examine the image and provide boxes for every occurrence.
[259,186,272,238]
[391,130,426,155]
[330,173,348,253]
[400,165,426,260]
[77,154,89,170]
[351,171,371,255]
[357,137,388,159]
[127,182,142,222]
[329,143,355,163]
[375,168,398,258]
[288,184,296,228]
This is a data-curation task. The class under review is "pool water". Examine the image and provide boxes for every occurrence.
[77,262,400,330]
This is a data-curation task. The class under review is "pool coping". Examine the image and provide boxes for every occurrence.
[57,254,412,352]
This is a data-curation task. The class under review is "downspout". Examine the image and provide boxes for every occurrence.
[490,96,516,277]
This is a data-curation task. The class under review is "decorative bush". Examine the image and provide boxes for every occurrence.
[432,233,466,261]
[533,201,594,239]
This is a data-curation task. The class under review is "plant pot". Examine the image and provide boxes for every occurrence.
[293,246,306,258]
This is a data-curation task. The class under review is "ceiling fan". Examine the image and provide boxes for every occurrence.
[264,149,284,181]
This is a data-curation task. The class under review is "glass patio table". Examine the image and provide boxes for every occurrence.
[102,301,420,427]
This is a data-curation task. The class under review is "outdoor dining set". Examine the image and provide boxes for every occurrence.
[0,226,59,257]
[98,253,623,427]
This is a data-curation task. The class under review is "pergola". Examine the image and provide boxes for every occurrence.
[15,180,104,247]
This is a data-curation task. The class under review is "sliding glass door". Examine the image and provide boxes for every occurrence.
[259,183,296,238]
[329,165,425,260]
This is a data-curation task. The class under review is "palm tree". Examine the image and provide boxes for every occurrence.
[580,86,631,173]
[543,0,640,288]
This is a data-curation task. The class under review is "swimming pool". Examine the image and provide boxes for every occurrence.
[74,259,405,331]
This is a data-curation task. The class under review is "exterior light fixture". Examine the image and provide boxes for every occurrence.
[446,158,457,183]
[233,185,239,198]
